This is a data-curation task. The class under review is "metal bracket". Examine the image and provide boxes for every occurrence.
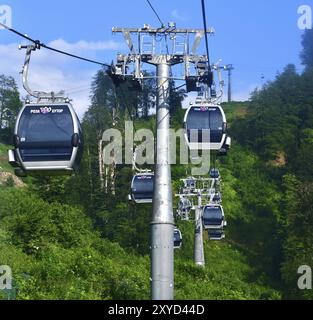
[19,44,67,102]
[122,30,136,54]
[191,31,204,55]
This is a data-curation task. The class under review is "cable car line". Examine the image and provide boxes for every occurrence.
[0,22,110,68]
[145,0,165,28]
[41,43,110,68]
[201,0,212,72]
[0,22,38,44]
[174,83,186,91]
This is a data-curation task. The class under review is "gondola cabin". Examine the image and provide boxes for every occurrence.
[178,198,192,213]
[9,103,83,176]
[212,192,222,203]
[208,229,225,241]
[184,177,196,192]
[218,147,227,156]
[174,228,183,249]
[130,173,154,204]
[202,205,226,230]
[184,103,227,151]
[210,168,220,179]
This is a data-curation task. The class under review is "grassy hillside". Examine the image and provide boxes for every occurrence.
[0,143,13,173]
[0,102,283,300]
[0,143,25,188]
[222,101,250,124]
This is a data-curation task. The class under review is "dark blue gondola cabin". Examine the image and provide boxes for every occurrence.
[130,173,154,204]
[184,103,227,151]
[210,168,220,179]
[202,205,225,230]
[174,228,183,249]
[9,103,83,176]
[208,229,225,241]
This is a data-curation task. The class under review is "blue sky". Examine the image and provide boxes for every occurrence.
[0,0,310,116]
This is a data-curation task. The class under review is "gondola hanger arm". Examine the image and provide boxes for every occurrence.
[19,44,42,99]
[19,44,66,101]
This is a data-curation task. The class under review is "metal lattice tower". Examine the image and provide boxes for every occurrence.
[111,23,214,300]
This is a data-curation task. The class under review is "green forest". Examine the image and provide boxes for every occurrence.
[0,29,312,300]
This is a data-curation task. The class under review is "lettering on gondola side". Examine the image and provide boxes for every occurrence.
[193,107,217,112]
[51,109,64,114]
[30,109,41,114]
[137,175,152,180]
[29,107,65,114]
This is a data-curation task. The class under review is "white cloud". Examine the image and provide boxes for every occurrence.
[48,39,124,53]
[171,9,189,22]
[0,39,124,118]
